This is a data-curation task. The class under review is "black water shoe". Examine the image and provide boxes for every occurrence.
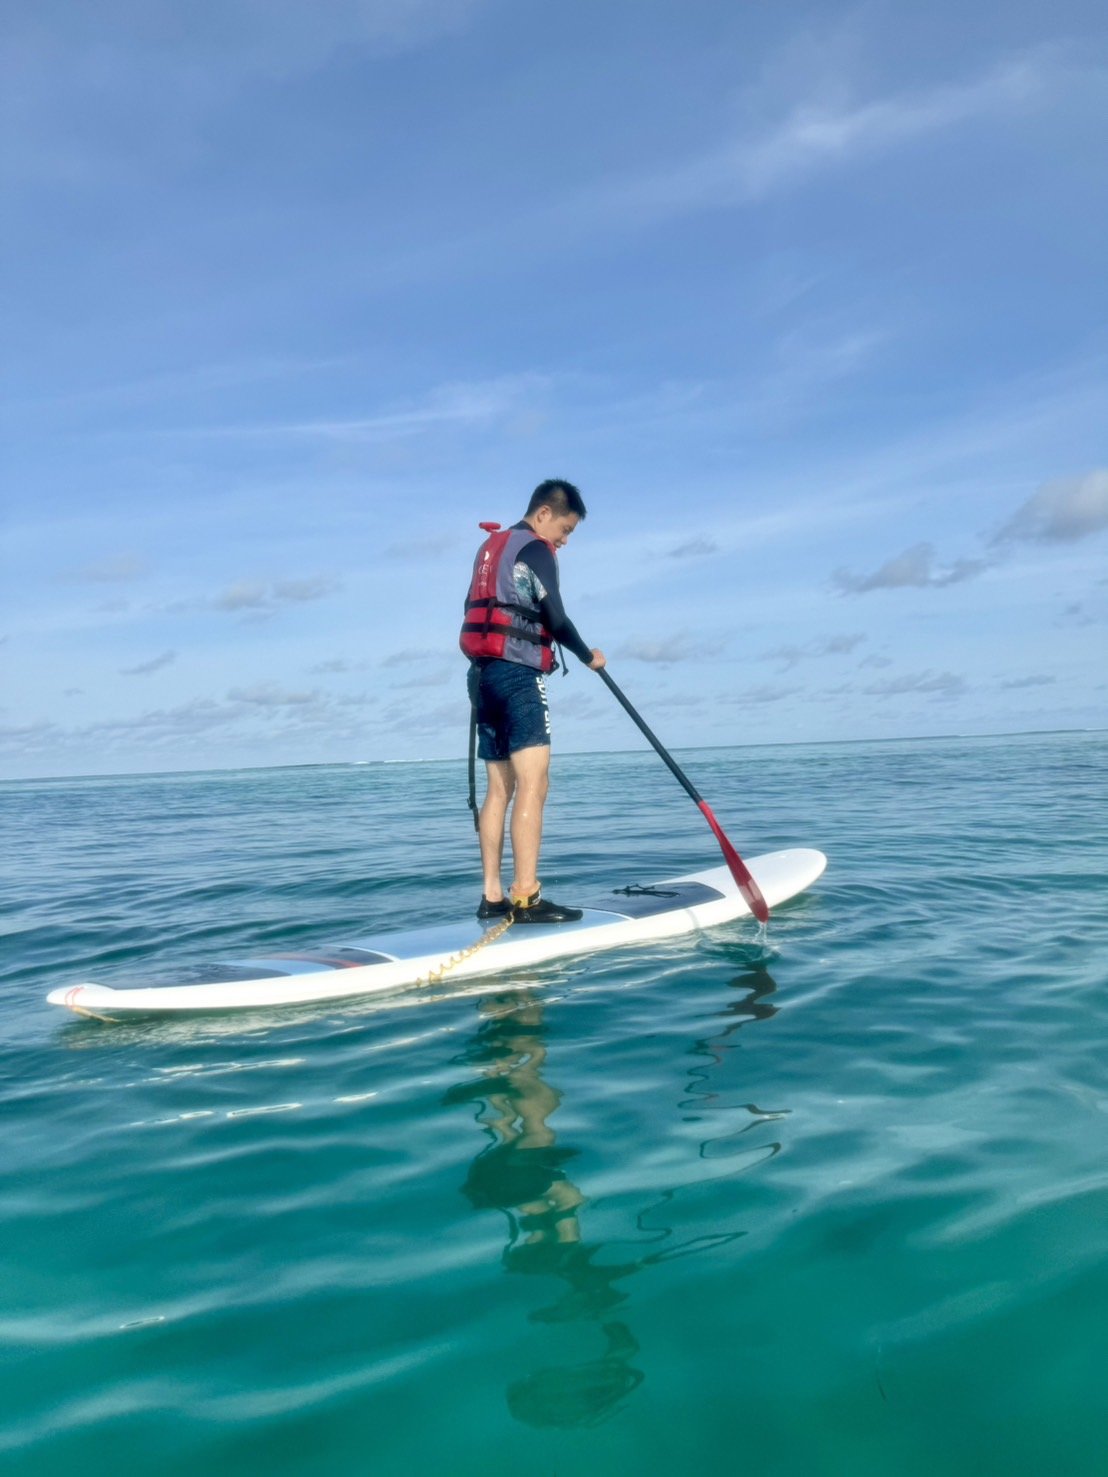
[510,889,583,925]
[476,896,512,921]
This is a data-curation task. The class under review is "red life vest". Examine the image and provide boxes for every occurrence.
[459,522,556,673]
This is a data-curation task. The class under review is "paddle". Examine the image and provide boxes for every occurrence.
[595,667,770,924]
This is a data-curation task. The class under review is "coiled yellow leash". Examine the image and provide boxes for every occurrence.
[413,910,515,987]
[413,877,555,987]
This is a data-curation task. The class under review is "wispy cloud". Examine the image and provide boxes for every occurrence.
[865,670,968,699]
[182,375,551,446]
[308,658,369,675]
[10,354,354,417]
[0,683,378,760]
[616,633,725,664]
[761,633,866,669]
[834,543,987,594]
[723,684,802,706]
[580,54,1051,228]
[381,648,441,666]
[999,675,1056,689]
[992,468,1108,544]
[1057,601,1101,628]
[374,699,468,735]
[667,536,720,559]
[121,650,176,677]
[226,683,324,708]
[64,553,149,584]
[388,665,454,689]
[834,468,1108,597]
[211,575,342,614]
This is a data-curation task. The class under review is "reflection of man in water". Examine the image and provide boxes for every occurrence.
[444,989,643,1425]
[456,993,584,1258]
[445,968,782,1427]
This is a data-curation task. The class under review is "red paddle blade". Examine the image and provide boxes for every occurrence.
[697,801,770,924]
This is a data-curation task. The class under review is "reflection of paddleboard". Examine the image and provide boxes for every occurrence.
[47,848,827,1020]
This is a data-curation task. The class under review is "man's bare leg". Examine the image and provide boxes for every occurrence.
[508,743,551,899]
[478,760,514,901]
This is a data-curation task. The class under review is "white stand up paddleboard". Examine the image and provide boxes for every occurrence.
[46,848,826,1019]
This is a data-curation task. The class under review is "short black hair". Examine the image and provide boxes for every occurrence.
[526,479,587,520]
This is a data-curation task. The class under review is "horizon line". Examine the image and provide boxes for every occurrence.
[2,724,1103,785]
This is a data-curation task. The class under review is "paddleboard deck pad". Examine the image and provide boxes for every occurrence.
[47,848,826,1019]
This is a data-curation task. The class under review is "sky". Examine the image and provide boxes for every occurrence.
[2,0,1106,779]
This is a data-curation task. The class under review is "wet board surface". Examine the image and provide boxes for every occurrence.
[47,848,827,1019]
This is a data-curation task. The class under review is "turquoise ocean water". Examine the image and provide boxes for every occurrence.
[2,733,1106,1475]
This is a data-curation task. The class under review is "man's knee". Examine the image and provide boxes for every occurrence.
[510,745,550,795]
[522,773,549,805]
[484,760,515,801]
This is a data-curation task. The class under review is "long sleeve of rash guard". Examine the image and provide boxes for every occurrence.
[515,536,594,665]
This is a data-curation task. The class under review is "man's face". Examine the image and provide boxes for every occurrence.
[532,506,580,549]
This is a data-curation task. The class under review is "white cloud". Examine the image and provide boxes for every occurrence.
[1057,601,1100,628]
[0,718,60,750]
[0,684,377,760]
[616,633,725,664]
[761,633,866,669]
[193,375,551,447]
[865,670,967,699]
[121,650,176,676]
[86,699,244,741]
[308,658,368,674]
[64,553,149,584]
[381,648,441,666]
[834,543,987,593]
[375,698,467,735]
[832,468,1105,601]
[723,684,801,706]
[226,684,323,708]
[667,536,719,559]
[212,575,341,614]
[213,582,270,613]
[993,469,1108,544]
[578,54,1051,227]
[272,576,341,603]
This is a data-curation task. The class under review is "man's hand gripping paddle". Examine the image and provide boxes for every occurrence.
[595,668,770,924]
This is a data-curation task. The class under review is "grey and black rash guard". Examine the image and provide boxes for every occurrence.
[509,522,593,665]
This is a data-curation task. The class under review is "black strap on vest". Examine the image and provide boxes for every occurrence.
[460,621,551,648]
[467,596,541,618]
[462,596,553,649]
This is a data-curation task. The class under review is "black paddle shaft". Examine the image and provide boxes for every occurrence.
[595,667,770,923]
[596,669,703,803]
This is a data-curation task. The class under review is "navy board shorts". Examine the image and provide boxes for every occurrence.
[467,659,551,761]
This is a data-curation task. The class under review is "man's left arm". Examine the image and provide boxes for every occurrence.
[523,543,597,665]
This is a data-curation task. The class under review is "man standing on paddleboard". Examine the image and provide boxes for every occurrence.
[461,480,605,924]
